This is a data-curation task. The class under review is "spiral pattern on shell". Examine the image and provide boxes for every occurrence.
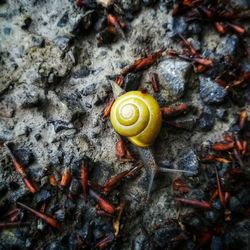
[110,91,162,147]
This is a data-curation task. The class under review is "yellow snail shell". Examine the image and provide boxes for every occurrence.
[110,91,162,147]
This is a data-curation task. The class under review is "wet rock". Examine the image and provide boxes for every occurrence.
[34,189,51,204]
[81,83,97,96]
[177,149,199,176]
[199,76,227,104]
[216,108,228,120]
[199,106,215,131]
[57,12,69,27]
[211,236,223,250]
[73,67,91,78]
[15,84,44,108]
[51,120,73,133]
[123,72,142,91]
[216,35,242,61]
[153,227,181,249]
[13,147,34,167]
[224,219,250,250]
[132,234,151,250]
[158,59,192,101]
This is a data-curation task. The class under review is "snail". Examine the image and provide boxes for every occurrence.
[109,82,194,198]
[110,91,162,147]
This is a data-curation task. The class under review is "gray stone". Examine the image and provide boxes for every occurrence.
[123,72,142,91]
[199,106,215,131]
[170,16,188,38]
[158,59,192,101]
[177,149,199,176]
[199,76,227,104]
[216,35,241,60]
[0,128,13,142]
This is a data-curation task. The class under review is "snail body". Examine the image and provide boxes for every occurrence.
[110,91,162,147]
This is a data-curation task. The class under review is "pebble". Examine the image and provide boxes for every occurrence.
[177,149,199,176]
[216,35,242,61]
[123,72,142,91]
[169,16,188,38]
[158,59,192,101]
[199,106,215,131]
[199,76,227,104]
